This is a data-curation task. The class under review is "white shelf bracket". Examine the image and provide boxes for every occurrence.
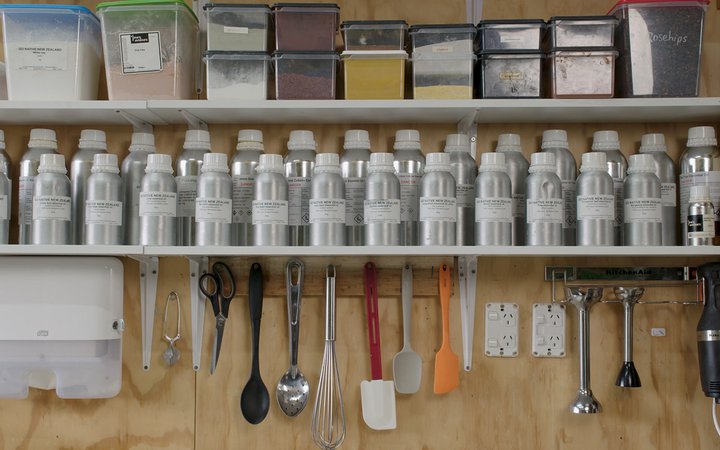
[457,255,479,371]
[117,110,154,133]
[187,255,209,372]
[129,255,159,371]
[458,110,479,160]
[465,0,484,23]
[180,110,208,131]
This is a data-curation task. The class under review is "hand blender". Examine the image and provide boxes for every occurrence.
[698,262,720,402]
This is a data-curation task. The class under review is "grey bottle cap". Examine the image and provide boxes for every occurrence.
[541,129,568,150]
[639,133,666,153]
[425,152,451,172]
[29,128,58,150]
[129,132,156,153]
[236,129,264,151]
[79,129,107,150]
[444,133,471,153]
[479,152,506,172]
[627,154,656,174]
[288,130,317,151]
[38,153,66,174]
[689,185,711,203]
[687,126,718,147]
[344,129,371,150]
[201,152,229,173]
[496,133,522,152]
[580,151,607,173]
[91,153,120,174]
[529,152,556,173]
[257,154,283,173]
[592,130,621,151]
[145,154,173,174]
[394,129,421,150]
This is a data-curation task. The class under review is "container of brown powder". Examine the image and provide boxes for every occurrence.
[273,51,338,99]
[272,3,339,51]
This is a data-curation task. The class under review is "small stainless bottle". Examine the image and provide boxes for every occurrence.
[525,152,563,246]
[496,133,529,246]
[177,129,211,246]
[475,152,512,246]
[393,129,425,246]
[687,185,715,246]
[541,129,577,246]
[680,126,719,245]
[195,153,232,246]
[445,133,476,246]
[285,130,317,246]
[310,153,345,246]
[71,129,107,245]
[139,154,177,246]
[253,154,289,246]
[122,131,156,245]
[365,152,400,246]
[341,129,371,246]
[19,129,58,244]
[592,130,627,245]
[419,152,456,246]
[231,129,263,245]
[576,152,615,246]
[32,153,71,245]
[639,133,677,246]
[85,153,123,245]
[624,154,662,246]
[0,163,10,244]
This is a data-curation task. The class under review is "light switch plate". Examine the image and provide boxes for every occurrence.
[484,303,519,357]
[532,303,566,358]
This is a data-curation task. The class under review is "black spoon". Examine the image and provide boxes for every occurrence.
[241,263,270,424]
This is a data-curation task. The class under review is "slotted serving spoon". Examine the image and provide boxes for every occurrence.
[392,264,422,394]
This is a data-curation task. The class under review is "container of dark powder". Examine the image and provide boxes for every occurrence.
[273,51,338,99]
[272,3,339,51]
[479,51,544,98]
[204,3,270,51]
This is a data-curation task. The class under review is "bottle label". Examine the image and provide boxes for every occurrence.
[679,172,720,224]
[85,200,123,226]
[33,196,71,221]
[139,192,177,217]
[614,180,625,227]
[344,177,366,226]
[0,195,7,220]
[624,198,661,223]
[252,200,288,225]
[176,175,198,218]
[512,193,526,218]
[661,182,676,207]
[195,198,232,224]
[527,198,563,224]
[119,31,162,74]
[419,197,457,222]
[287,176,311,226]
[398,173,421,221]
[456,184,475,208]
[561,180,577,230]
[475,198,513,223]
[19,176,34,225]
[577,194,614,221]
[364,199,400,224]
[688,213,715,239]
[309,199,346,224]
[232,175,254,224]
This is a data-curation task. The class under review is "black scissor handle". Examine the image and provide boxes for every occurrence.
[199,272,220,299]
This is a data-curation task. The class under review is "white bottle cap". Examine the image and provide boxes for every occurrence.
[541,129,569,150]
[29,128,58,150]
[288,130,317,151]
[496,133,522,153]
[257,154,283,173]
[79,129,107,150]
[529,152,556,173]
[315,153,341,174]
[91,153,120,174]
[592,130,621,151]
[627,154,656,174]
[369,152,395,172]
[129,131,156,153]
[145,153,173,174]
[344,129,370,150]
[580,151,607,173]
[184,129,212,151]
[38,153,66,174]
[0,130,5,151]
[444,133,471,153]
[201,152,229,173]
[394,129,421,151]
[639,133,666,153]
[236,129,264,151]
[479,152,506,172]
[690,185,711,203]
[425,152,451,172]
[687,126,718,147]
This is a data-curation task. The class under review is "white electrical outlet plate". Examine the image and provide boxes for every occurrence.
[532,303,566,358]
[484,303,519,357]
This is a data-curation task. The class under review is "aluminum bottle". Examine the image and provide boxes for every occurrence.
[177,129,211,246]
[195,153,232,246]
[231,129,263,246]
[365,152,400,246]
[71,129,107,245]
[85,153,123,245]
[32,153,71,245]
[624,154,662,246]
[541,129,577,245]
[0,163,10,244]
[122,131,156,245]
[419,152,456,246]
[680,126,719,245]
[19,129,58,244]
[496,133,529,245]
[639,133,677,245]
[0,130,12,189]
[393,129,425,246]
[525,152,563,246]
[341,129,371,246]
[310,153,345,246]
[285,130,316,246]
[576,152,615,246]
[687,185,716,246]
[139,154,177,246]
[253,154,289,246]
[445,133,476,246]
[475,152,512,246]
[592,130,627,245]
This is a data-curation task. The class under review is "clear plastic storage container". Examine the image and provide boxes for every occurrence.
[412,54,476,99]
[204,3,271,51]
[205,51,270,100]
[610,0,708,97]
[547,16,618,48]
[548,47,618,98]
[340,20,408,50]
[480,51,543,98]
[0,5,102,100]
[478,19,546,51]
[272,3,339,51]
[409,24,477,57]
[342,50,406,99]
[96,0,199,100]
[273,51,338,99]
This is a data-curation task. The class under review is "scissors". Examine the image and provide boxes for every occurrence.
[199,261,237,374]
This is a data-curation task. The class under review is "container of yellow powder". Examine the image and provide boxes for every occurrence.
[411,54,476,99]
[341,50,407,99]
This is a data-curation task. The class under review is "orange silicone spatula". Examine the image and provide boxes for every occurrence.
[434,264,459,394]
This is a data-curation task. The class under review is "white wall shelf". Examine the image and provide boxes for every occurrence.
[0,244,143,256]
[0,101,163,126]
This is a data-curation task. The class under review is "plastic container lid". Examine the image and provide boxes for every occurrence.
[394,129,421,151]
[129,132,156,153]
[425,152,450,172]
[609,0,709,15]
[38,153,66,174]
[29,129,58,150]
[288,130,317,151]
[496,133,522,153]
[529,152,556,173]
[201,152,229,173]
[639,133,667,153]
[548,16,619,25]
[91,153,120,174]
[272,3,339,11]
[146,153,173,174]
[478,19,546,27]
[184,130,212,151]
[690,184,711,203]
[548,47,619,56]
[409,23,477,34]
[580,151,607,172]
[237,129,264,151]
[0,130,5,151]
[369,152,395,171]
[541,130,569,150]
[479,152,506,172]
[627,154,656,174]
[479,50,544,58]
[257,154,283,173]
[344,130,370,150]
[96,0,198,21]
[204,51,272,61]
[272,51,340,60]
[203,3,270,12]
[341,50,408,59]
[79,129,107,150]
[592,130,621,151]
[687,126,717,147]
[444,134,470,153]
[0,4,98,20]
